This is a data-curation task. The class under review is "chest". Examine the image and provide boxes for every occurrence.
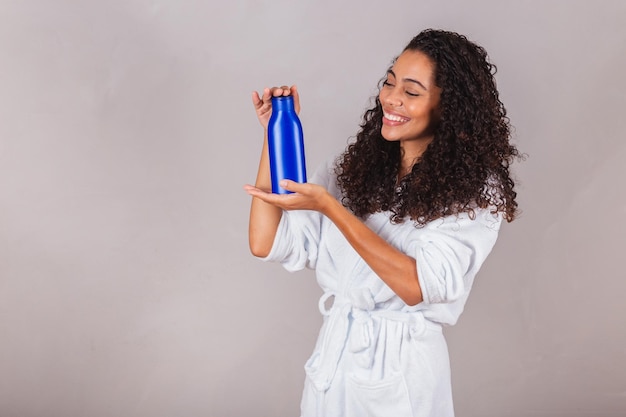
[315,213,414,289]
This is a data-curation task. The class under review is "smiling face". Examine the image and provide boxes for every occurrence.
[379,49,441,160]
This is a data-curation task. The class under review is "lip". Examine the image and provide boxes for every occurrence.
[382,109,410,125]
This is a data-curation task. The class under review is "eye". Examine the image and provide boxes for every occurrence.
[405,91,420,97]
[382,80,394,87]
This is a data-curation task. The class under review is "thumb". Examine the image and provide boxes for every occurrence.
[280,179,307,194]
[291,85,301,114]
[279,179,294,190]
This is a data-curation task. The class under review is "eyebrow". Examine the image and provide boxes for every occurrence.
[387,69,428,91]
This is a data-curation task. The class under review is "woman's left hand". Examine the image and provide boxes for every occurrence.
[243,180,332,213]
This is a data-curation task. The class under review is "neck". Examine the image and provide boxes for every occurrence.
[400,141,430,174]
[397,157,417,185]
[399,138,432,178]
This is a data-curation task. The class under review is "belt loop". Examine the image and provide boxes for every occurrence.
[318,292,335,316]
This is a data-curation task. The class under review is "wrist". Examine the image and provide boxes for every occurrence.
[320,193,343,218]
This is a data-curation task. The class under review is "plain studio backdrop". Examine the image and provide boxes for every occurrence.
[1,1,625,416]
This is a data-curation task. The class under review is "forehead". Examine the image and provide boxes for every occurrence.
[390,50,436,86]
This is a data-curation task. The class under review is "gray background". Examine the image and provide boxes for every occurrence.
[1,1,625,416]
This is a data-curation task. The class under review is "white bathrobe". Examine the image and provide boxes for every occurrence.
[262,159,502,417]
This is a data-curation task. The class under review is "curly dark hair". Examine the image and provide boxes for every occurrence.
[335,29,520,225]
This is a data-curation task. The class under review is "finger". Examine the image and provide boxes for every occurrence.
[244,184,283,199]
[270,85,293,97]
[290,85,301,113]
[257,87,271,107]
[251,91,262,108]
[243,184,271,200]
[280,179,307,194]
[269,86,280,97]
[253,88,272,111]
[243,184,269,195]
[244,185,289,206]
[261,87,271,101]
[271,87,287,97]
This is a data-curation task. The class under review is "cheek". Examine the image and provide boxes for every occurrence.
[406,106,428,123]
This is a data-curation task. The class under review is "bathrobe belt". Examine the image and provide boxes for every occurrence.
[306,288,442,392]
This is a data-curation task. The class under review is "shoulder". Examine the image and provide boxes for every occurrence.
[424,208,502,234]
[413,210,503,255]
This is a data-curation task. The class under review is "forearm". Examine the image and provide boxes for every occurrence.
[248,132,282,257]
[323,197,423,306]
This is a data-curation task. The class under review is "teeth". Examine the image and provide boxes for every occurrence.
[384,112,408,122]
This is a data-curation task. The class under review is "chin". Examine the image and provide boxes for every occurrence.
[381,135,400,143]
[380,130,401,142]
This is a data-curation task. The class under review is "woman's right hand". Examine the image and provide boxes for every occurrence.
[251,85,300,130]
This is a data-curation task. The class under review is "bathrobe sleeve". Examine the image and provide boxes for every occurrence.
[258,159,336,272]
[261,209,322,271]
[405,208,503,305]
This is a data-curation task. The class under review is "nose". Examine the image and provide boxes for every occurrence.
[381,87,402,107]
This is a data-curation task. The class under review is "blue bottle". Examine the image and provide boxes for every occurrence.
[268,95,307,194]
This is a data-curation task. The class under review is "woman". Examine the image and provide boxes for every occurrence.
[244,29,519,417]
